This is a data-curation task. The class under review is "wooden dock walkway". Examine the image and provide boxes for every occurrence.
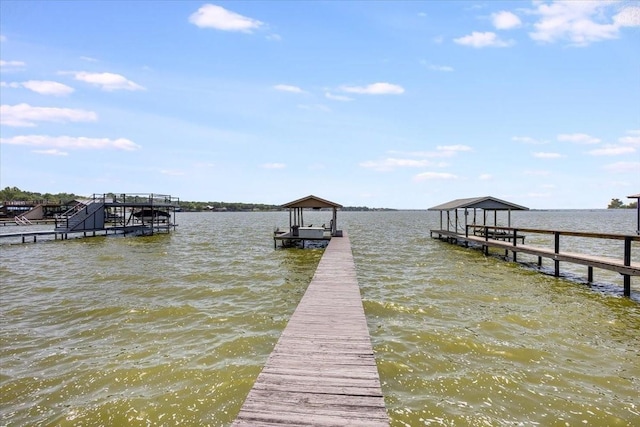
[233,233,389,426]
[0,225,159,244]
[430,228,640,296]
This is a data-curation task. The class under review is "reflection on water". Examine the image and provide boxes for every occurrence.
[1,210,639,426]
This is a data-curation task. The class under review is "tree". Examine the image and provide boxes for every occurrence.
[608,198,625,209]
[607,198,637,209]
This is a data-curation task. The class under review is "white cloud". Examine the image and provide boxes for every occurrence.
[614,6,640,27]
[189,4,263,33]
[533,152,564,159]
[297,104,331,112]
[325,92,353,102]
[0,135,141,151]
[413,172,458,181]
[602,161,640,173]
[0,35,6,42]
[424,63,454,72]
[68,71,145,91]
[587,145,636,156]
[80,56,98,62]
[33,149,69,156]
[557,133,601,144]
[436,144,472,152]
[513,136,549,144]
[340,82,405,95]
[0,60,26,70]
[262,162,286,169]
[529,1,639,46]
[429,65,453,73]
[430,65,454,72]
[479,174,492,180]
[492,11,522,30]
[390,146,471,159]
[454,31,513,48]
[620,130,640,146]
[0,103,97,127]
[20,80,75,96]
[274,84,304,93]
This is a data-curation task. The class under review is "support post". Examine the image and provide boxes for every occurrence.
[554,232,560,277]
[623,236,632,297]
[624,276,631,297]
[588,266,593,283]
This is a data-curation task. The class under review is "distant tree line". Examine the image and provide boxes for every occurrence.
[1,187,383,211]
[341,206,396,211]
[179,202,393,212]
[0,186,82,203]
[179,201,281,212]
[607,198,637,209]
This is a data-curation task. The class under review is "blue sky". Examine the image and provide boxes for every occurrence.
[1,1,639,209]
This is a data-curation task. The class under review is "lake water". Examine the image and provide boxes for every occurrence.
[1,210,639,426]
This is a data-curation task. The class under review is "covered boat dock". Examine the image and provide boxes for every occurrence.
[428,196,639,297]
[429,196,529,242]
[274,195,342,248]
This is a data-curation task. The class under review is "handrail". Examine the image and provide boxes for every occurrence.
[14,216,32,225]
[466,225,640,241]
[464,224,637,282]
[92,193,180,206]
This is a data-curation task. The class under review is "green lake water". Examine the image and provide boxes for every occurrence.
[1,210,639,426]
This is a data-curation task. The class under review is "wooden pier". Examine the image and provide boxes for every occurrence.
[0,226,151,244]
[430,226,640,297]
[233,233,389,426]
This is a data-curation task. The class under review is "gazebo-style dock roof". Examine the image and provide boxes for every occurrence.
[429,195,528,212]
[429,196,529,237]
[274,195,342,248]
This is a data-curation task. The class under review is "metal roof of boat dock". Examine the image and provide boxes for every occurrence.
[281,195,342,209]
[428,196,528,211]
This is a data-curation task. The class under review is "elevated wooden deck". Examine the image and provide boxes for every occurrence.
[233,233,389,426]
[431,228,640,296]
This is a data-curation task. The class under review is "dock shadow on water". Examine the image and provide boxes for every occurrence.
[1,210,639,426]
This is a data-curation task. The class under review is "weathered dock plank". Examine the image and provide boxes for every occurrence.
[233,233,389,427]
